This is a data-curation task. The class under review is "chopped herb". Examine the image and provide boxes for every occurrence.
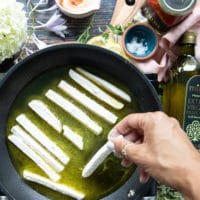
[157,184,184,200]
[100,22,134,41]
[107,24,125,35]
[102,32,109,40]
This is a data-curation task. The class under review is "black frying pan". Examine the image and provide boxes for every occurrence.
[0,44,162,200]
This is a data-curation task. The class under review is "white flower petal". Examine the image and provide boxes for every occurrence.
[0,0,27,63]
[35,12,67,38]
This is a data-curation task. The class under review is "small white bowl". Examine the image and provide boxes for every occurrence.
[55,0,101,19]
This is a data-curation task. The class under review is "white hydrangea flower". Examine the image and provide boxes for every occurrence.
[0,0,27,63]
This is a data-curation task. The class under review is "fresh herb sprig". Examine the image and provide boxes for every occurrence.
[107,24,125,35]
[77,20,133,44]
[103,22,133,41]
[77,16,95,44]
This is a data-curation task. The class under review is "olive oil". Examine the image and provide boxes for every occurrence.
[164,30,200,148]
[7,67,139,200]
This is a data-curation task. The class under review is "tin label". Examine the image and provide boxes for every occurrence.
[142,5,169,33]
[183,75,200,149]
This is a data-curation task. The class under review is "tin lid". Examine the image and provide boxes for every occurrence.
[180,30,197,44]
[159,0,196,16]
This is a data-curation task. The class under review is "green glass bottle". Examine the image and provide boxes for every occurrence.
[165,30,200,148]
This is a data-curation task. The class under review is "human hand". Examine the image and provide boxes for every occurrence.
[108,111,200,199]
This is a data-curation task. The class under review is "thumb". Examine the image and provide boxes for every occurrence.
[112,137,142,164]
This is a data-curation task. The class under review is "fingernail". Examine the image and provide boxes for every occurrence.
[106,141,123,158]
[107,128,122,140]
[117,135,124,139]
[114,151,123,158]
[106,141,115,151]
[140,175,149,184]
[110,135,124,144]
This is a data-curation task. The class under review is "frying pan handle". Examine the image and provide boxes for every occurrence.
[109,0,146,26]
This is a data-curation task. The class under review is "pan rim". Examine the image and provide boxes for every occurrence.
[0,43,161,200]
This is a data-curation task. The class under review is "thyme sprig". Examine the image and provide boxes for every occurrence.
[77,16,95,44]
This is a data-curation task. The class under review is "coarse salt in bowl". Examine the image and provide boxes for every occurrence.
[122,23,158,61]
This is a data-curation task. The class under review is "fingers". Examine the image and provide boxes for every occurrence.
[113,113,148,136]
[139,167,149,184]
[108,113,147,142]
[121,158,133,167]
[108,112,157,140]
[112,137,141,163]
[111,137,150,183]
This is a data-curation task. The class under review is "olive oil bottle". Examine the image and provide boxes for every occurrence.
[165,30,200,148]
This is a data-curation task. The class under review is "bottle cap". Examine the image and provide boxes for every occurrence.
[159,0,196,16]
[180,30,197,44]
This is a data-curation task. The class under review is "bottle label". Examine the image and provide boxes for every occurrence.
[183,75,200,149]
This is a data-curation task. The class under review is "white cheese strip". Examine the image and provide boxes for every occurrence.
[58,80,118,124]
[63,125,83,150]
[69,69,124,110]
[23,170,85,200]
[8,135,60,182]
[45,90,102,135]
[82,141,112,178]
[16,114,70,165]
[28,100,62,133]
[76,67,131,102]
[11,125,64,173]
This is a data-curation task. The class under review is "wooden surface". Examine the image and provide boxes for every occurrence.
[0,0,117,74]
[20,0,116,46]
[110,0,145,26]
[19,0,145,48]
[0,0,145,74]
[0,0,144,77]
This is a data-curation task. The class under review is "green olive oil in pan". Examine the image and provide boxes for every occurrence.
[7,66,140,200]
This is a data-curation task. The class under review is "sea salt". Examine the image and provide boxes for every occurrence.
[127,37,148,56]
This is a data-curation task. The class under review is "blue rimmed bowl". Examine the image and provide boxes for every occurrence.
[122,23,158,61]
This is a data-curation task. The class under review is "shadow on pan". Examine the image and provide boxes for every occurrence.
[0,44,162,200]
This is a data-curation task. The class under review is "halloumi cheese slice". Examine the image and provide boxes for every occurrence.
[8,135,60,182]
[58,80,118,124]
[11,125,64,173]
[63,125,83,150]
[69,69,124,110]
[82,142,112,178]
[28,100,62,133]
[23,170,85,200]
[76,68,131,102]
[45,90,102,135]
[16,114,70,165]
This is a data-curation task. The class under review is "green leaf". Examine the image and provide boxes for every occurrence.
[157,184,184,200]
[102,32,109,40]
[77,16,95,44]
[107,24,124,35]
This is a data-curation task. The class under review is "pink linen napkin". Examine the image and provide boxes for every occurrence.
[132,1,200,82]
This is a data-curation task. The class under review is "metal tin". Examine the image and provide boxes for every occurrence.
[142,0,197,34]
[159,0,196,16]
